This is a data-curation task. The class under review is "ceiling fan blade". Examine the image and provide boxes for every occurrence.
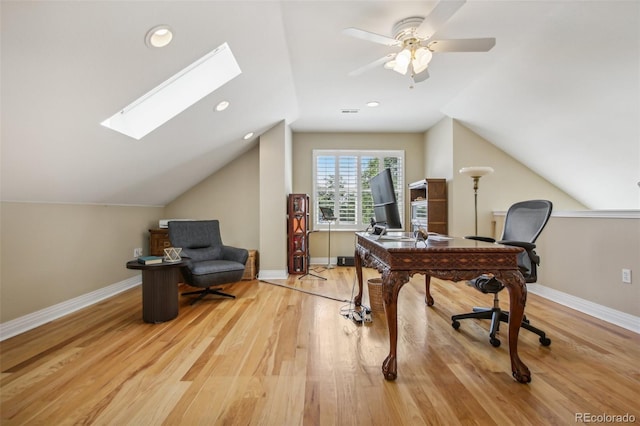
[412,69,430,83]
[415,0,466,40]
[342,27,400,47]
[348,53,397,77]
[427,38,496,52]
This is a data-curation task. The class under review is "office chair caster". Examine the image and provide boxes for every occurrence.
[452,320,460,329]
[490,337,501,347]
[540,336,551,346]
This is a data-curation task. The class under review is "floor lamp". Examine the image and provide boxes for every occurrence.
[459,166,494,235]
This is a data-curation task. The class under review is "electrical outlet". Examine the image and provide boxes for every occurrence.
[622,268,632,284]
[133,248,143,258]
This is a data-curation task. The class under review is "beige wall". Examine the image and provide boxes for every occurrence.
[423,117,454,180]
[163,144,260,250]
[538,215,640,316]
[425,117,586,237]
[258,121,292,277]
[0,202,162,322]
[292,132,425,260]
[492,213,640,317]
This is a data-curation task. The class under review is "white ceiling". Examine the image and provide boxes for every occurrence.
[1,1,639,209]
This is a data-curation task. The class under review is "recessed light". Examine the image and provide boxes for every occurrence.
[243,132,254,140]
[145,25,173,48]
[215,100,230,111]
[366,101,380,107]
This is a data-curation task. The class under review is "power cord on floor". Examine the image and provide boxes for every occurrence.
[339,261,372,324]
[258,278,351,303]
[259,265,372,325]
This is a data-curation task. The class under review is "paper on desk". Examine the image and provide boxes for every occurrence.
[428,235,453,241]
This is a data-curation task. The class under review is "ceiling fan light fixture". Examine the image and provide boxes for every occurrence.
[412,48,432,74]
[384,60,396,70]
[393,48,411,74]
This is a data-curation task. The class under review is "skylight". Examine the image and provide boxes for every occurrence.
[101,42,241,140]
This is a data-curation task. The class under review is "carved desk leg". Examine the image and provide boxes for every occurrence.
[381,270,410,381]
[501,270,532,383]
[424,275,434,306]
[353,247,363,307]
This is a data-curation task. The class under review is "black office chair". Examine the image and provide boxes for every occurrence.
[168,220,248,305]
[452,200,553,347]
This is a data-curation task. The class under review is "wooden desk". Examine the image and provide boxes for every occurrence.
[126,259,187,323]
[354,232,531,383]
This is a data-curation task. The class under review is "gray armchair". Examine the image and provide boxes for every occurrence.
[168,220,248,305]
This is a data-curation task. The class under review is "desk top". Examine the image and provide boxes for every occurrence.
[356,232,523,253]
[356,232,524,275]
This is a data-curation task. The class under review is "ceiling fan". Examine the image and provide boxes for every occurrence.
[343,0,495,84]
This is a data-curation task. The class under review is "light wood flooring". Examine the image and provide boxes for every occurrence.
[1,267,639,425]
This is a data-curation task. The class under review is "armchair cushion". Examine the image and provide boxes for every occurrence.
[182,246,222,262]
[191,259,245,276]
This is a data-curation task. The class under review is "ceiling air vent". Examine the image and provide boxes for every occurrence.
[341,109,360,114]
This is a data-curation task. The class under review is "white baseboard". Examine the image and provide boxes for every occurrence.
[0,275,141,341]
[310,257,337,266]
[528,284,640,334]
[257,269,289,280]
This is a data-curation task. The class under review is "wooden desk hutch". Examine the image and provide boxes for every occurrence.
[409,178,448,235]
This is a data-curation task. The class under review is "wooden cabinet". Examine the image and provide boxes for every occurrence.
[149,228,171,256]
[287,194,309,274]
[409,179,448,234]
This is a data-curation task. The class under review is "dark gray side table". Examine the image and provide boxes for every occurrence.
[126,259,186,323]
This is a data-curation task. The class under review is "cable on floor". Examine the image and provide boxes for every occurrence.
[258,279,351,303]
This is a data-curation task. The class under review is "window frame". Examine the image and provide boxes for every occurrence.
[312,149,405,231]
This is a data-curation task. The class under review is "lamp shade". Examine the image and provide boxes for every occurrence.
[393,49,411,75]
[459,166,494,178]
[412,48,432,74]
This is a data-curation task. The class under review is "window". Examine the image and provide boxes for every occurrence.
[313,150,404,231]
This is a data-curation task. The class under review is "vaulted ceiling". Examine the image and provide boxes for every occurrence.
[2,1,638,209]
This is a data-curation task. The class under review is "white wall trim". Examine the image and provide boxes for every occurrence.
[310,257,337,266]
[528,283,640,334]
[0,275,141,341]
[257,269,289,280]
[494,210,640,219]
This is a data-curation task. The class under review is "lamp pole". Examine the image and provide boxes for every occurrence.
[459,167,494,235]
[471,176,480,235]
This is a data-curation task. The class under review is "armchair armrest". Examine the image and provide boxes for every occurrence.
[222,245,249,264]
[465,236,496,243]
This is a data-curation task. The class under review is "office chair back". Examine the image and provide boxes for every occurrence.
[502,200,553,243]
[501,200,553,282]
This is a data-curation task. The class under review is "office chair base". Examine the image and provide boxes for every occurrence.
[182,287,236,305]
[451,307,551,347]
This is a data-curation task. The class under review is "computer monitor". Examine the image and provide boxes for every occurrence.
[370,168,402,229]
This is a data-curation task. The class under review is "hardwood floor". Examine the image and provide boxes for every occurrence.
[1,267,639,425]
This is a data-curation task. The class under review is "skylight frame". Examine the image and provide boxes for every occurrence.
[101,42,241,140]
